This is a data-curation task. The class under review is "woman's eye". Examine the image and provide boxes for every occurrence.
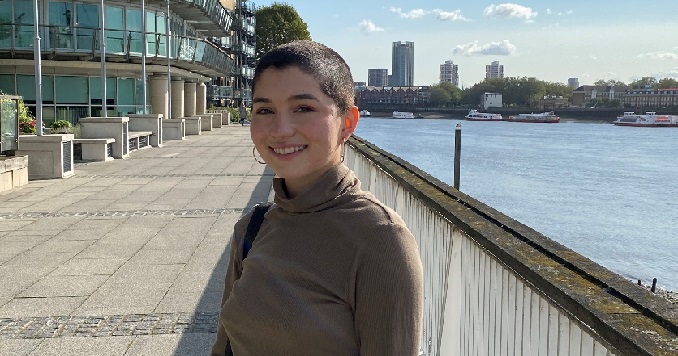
[295,106,314,113]
[255,108,273,115]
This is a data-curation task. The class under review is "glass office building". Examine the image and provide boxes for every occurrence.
[0,0,238,125]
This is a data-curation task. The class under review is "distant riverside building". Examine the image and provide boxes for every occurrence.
[392,41,414,86]
[571,85,626,107]
[439,60,459,87]
[542,95,570,110]
[368,69,389,87]
[481,92,502,109]
[568,78,580,88]
[358,86,430,106]
[485,61,504,79]
[623,88,678,108]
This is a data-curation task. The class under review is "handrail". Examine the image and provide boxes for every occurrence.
[346,135,677,355]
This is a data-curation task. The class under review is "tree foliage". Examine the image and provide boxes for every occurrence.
[629,76,657,89]
[255,3,311,62]
[429,81,462,107]
[593,79,627,86]
[460,77,571,108]
[658,78,678,89]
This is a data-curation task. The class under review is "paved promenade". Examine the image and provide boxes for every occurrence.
[0,126,274,355]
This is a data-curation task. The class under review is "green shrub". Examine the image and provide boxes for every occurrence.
[17,99,36,135]
[50,120,72,130]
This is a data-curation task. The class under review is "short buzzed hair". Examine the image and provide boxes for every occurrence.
[252,40,355,115]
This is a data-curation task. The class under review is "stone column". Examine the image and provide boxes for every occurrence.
[184,82,197,117]
[196,82,207,114]
[149,75,168,119]
[171,79,185,119]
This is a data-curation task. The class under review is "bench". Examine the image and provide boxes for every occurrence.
[128,131,153,152]
[72,138,115,162]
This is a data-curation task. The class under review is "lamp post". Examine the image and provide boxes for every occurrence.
[33,0,43,135]
[100,0,107,117]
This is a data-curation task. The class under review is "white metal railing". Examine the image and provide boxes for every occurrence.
[345,137,675,356]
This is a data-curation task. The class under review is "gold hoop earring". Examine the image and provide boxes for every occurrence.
[253,146,266,164]
[340,141,346,163]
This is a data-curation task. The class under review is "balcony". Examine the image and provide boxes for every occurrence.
[0,25,233,78]
[166,0,233,37]
[207,85,233,100]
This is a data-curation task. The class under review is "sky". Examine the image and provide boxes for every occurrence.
[254,1,678,88]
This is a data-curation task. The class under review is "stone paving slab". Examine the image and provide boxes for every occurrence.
[0,126,274,355]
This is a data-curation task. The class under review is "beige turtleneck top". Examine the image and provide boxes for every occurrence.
[211,164,423,356]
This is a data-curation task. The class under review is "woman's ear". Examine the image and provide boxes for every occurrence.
[341,106,360,141]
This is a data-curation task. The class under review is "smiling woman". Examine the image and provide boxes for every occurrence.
[211,41,424,356]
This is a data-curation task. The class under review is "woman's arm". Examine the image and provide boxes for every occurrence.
[353,224,424,355]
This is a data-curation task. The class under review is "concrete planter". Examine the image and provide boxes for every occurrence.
[128,114,163,147]
[0,155,28,192]
[162,119,185,140]
[15,134,74,179]
[79,117,130,159]
[183,117,201,135]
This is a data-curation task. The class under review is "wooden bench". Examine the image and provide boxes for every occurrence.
[73,138,115,162]
[128,131,153,152]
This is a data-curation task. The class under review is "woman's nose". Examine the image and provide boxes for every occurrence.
[270,112,295,138]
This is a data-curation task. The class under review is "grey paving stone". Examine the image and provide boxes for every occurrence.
[18,274,109,298]
[0,297,87,318]
[0,220,33,232]
[51,258,127,276]
[30,336,133,356]
[0,339,42,356]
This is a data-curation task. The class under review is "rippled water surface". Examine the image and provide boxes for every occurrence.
[355,117,678,290]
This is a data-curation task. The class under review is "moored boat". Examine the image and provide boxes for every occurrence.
[464,110,503,121]
[392,111,416,119]
[507,112,560,123]
[613,111,678,127]
[359,109,371,117]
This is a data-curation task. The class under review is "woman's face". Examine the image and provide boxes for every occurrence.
[250,66,357,197]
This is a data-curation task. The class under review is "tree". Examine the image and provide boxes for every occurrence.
[255,3,311,62]
[593,79,626,86]
[428,85,452,107]
[630,76,657,89]
[658,77,678,89]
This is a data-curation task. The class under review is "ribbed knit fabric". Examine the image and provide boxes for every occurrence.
[211,164,423,356]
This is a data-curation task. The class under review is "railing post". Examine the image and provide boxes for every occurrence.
[454,122,461,190]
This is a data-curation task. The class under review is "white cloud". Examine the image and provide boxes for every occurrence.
[546,9,552,15]
[359,20,384,33]
[433,9,468,21]
[451,40,517,56]
[590,55,598,60]
[484,3,538,22]
[389,7,428,19]
[636,52,678,60]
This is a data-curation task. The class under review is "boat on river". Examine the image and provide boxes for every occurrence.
[613,112,678,127]
[464,110,503,121]
[507,111,560,123]
[359,110,371,117]
[392,111,416,119]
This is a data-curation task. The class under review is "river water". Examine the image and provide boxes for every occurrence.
[355,117,678,291]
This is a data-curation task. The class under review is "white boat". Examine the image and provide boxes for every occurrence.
[613,112,678,127]
[359,110,371,117]
[392,111,415,119]
[507,112,560,123]
[464,110,503,121]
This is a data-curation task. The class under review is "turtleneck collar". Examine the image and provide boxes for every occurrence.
[273,164,360,214]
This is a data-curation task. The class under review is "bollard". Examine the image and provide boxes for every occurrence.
[651,278,657,292]
[637,279,642,286]
[454,122,461,190]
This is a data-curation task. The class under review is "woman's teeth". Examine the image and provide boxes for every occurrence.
[273,146,305,154]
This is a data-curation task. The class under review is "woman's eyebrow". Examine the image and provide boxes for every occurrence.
[252,93,319,104]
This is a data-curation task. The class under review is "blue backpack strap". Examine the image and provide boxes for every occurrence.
[243,202,273,259]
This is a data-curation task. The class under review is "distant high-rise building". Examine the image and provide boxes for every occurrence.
[368,69,389,87]
[485,61,504,79]
[568,78,580,88]
[440,60,459,87]
[392,41,414,86]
